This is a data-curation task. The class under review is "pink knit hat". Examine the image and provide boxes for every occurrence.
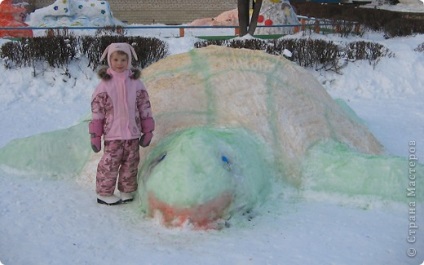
[100,43,138,69]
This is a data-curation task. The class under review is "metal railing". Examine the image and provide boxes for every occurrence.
[0,17,357,39]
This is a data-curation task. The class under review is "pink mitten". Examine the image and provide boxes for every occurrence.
[139,132,153,147]
[140,118,155,148]
[89,119,104,153]
[141,118,155,133]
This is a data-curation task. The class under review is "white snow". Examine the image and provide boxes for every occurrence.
[1,6,424,265]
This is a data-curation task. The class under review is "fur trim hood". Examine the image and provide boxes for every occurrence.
[100,43,138,69]
[97,66,141,80]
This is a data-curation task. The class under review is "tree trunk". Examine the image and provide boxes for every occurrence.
[237,0,249,36]
[248,0,263,35]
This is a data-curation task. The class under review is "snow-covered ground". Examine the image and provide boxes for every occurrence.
[1,9,424,265]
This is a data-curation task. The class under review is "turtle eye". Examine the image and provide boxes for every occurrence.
[151,152,167,168]
[221,155,231,171]
[141,152,167,183]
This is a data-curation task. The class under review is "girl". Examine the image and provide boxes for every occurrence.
[89,43,155,205]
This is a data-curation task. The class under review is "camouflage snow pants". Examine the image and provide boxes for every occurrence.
[96,139,140,196]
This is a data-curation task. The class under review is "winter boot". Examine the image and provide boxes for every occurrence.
[120,192,134,203]
[97,194,121,206]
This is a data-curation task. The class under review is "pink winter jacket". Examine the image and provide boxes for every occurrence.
[91,68,154,141]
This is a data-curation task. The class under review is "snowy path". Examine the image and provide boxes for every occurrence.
[1,172,422,265]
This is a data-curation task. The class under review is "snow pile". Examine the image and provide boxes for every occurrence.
[26,0,122,27]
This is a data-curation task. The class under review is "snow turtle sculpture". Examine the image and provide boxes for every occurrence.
[133,45,384,228]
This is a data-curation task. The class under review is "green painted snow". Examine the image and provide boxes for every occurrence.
[302,140,423,202]
[0,122,91,178]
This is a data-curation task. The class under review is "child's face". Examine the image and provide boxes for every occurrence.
[110,52,129,73]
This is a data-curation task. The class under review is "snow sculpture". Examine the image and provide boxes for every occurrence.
[26,0,122,27]
[189,9,238,26]
[0,0,33,38]
[132,45,384,228]
[255,0,299,35]
[188,0,299,36]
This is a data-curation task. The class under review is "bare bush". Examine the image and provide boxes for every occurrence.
[1,36,78,69]
[414,42,424,52]
[195,38,392,73]
[1,35,168,71]
[81,35,168,70]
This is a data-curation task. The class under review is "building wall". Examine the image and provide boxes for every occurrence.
[33,0,237,24]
